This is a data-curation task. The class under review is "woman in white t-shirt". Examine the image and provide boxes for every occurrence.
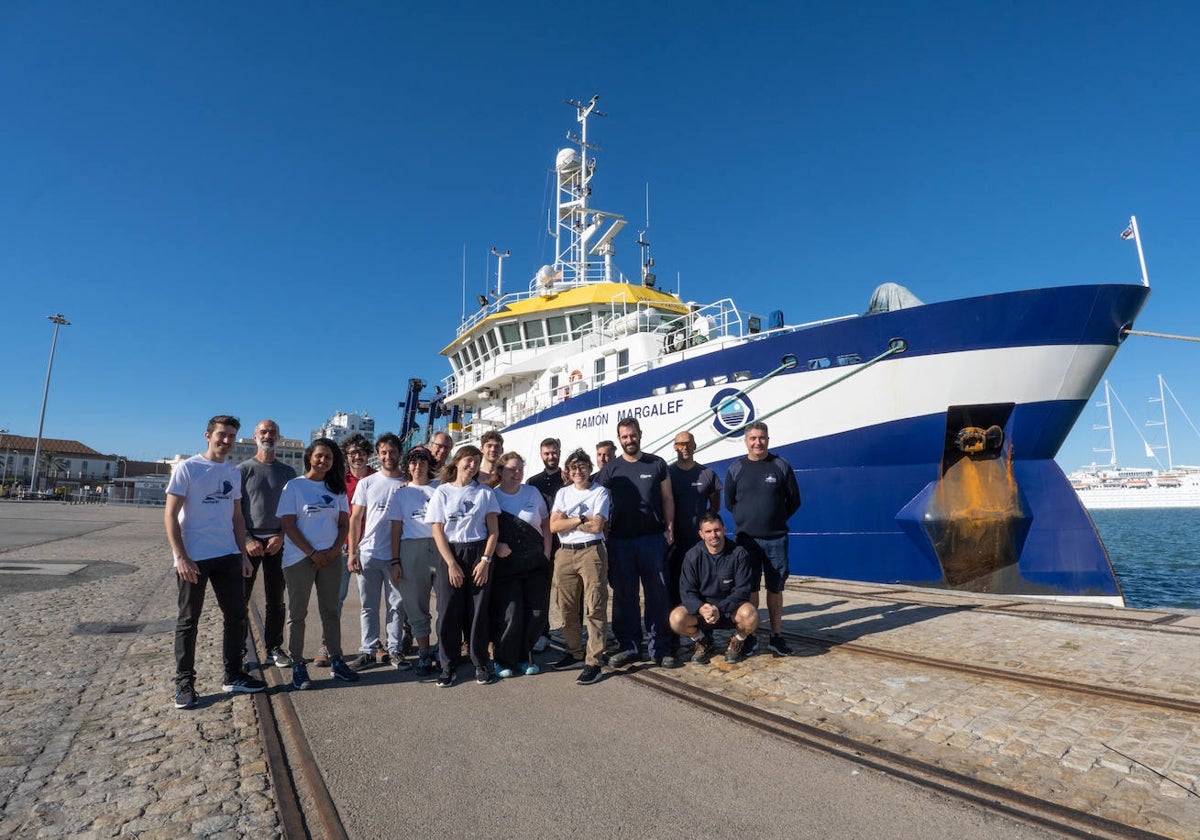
[277,438,359,689]
[387,446,441,677]
[549,448,611,686]
[424,445,500,687]
[487,453,552,678]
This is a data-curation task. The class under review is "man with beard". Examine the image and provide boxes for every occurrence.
[596,417,679,669]
[238,419,297,668]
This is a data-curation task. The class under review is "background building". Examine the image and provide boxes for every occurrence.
[0,433,118,495]
[311,411,375,446]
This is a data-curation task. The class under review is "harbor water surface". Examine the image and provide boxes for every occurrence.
[1091,508,1200,610]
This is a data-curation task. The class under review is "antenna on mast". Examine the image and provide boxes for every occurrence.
[637,184,655,288]
[491,247,510,298]
[460,243,467,324]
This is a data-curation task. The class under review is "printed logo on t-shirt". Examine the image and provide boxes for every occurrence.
[409,503,428,521]
[203,481,235,504]
[764,474,777,484]
[447,498,475,525]
[302,495,337,513]
[372,499,388,512]
[639,473,653,480]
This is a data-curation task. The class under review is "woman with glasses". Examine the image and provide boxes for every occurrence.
[425,445,500,687]
[277,438,360,688]
[549,449,611,685]
[314,434,374,667]
[487,452,551,678]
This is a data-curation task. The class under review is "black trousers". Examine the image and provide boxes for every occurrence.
[244,541,286,650]
[175,553,247,687]
[435,541,492,672]
[490,568,550,668]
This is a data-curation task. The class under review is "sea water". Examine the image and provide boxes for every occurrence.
[1091,508,1200,611]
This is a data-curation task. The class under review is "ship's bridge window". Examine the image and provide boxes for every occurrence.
[547,315,568,345]
[524,320,546,348]
[450,352,463,374]
[485,330,500,356]
[499,322,522,351]
[594,357,606,384]
[617,349,630,375]
[474,338,491,362]
[569,312,591,338]
[466,342,481,366]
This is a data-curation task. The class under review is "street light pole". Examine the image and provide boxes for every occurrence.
[29,314,70,497]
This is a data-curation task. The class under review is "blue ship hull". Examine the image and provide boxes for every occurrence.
[498,283,1150,600]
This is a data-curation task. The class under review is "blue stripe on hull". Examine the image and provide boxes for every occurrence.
[703,402,1120,597]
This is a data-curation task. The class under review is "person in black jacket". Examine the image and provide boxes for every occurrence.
[668,513,759,664]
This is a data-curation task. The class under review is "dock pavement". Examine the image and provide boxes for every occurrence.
[0,502,1196,838]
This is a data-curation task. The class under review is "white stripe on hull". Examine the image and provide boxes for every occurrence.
[490,342,1117,465]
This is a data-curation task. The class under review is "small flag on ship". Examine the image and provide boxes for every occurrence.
[1120,222,1135,240]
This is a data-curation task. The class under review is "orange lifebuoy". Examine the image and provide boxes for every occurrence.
[569,369,583,383]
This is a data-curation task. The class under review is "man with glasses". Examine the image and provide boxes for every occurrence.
[426,431,453,474]
[667,431,721,654]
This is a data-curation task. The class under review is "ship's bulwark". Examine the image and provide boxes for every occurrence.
[489,284,1150,600]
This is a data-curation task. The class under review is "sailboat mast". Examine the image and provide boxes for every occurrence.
[1159,374,1173,470]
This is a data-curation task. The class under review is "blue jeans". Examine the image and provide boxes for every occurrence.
[607,533,671,660]
[357,555,404,654]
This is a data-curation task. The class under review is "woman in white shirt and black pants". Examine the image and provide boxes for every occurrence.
[424,445,500,687]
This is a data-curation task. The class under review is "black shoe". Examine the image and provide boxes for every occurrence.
[608,649,639,668]
[268,646,293,667]
[768,634,794,656]
[221,673,267,694]
[415,652,437,676]
[174,683,197,709]
[655,655,682,669]
[401,630,416,656]
[390,651,413,671]
[742,634,758,657]
[475,666,496,685]
[435,669,456,688]
[330,659,360,682]
[348,653,374,670]
[691,634,714,665]
[576,664,602,685]
[291,664,312,691]
[552,653,581,671]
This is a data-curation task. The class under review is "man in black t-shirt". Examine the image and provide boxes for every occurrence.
[596,417,680,669]
[527,437,565,652]
[666,432,721,651]
[724,421,800,657]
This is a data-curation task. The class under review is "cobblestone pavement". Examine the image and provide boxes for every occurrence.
[0,503,280,839]
[658,584,1200,839]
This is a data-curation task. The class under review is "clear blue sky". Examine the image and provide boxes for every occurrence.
[2,2,1198,469]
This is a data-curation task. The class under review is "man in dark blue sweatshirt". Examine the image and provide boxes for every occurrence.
[668,513,759,664]
[724,421,801,657]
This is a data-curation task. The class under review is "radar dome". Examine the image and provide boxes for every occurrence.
[555,149,581,173]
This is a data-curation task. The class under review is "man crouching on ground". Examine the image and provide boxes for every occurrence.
[668,513,759,664]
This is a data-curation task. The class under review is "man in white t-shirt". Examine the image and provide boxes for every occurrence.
[165,415,266,710]
[347,433,411,670]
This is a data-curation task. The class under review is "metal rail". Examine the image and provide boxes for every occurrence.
[628,669,1169,840]
[247,602,348,840]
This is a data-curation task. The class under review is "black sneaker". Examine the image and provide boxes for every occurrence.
[435,669,456,688]
[691,635,714,665]
[348,653,374,670]
[742,634,758,657]
[174,683,197,709]
[390,651,413,671]
[268,646,293,667]
[576,664,602,685]
[221,673,267,694]
[552,653,581,671]
[330,658,360,682]
[292,664,312,690]
[724,636,747,663]
[608,649,639,668]
[415,652,437,677]
[768,634,794,656]
[655,655,683,669]
[401,629,416,656]
[475,666,496,685]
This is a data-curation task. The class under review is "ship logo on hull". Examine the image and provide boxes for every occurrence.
[710,388,755,437]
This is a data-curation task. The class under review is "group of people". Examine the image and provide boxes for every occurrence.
[166,412,800,708]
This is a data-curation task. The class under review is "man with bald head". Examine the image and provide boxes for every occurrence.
[667,431,721,652]
[238,419,297,667]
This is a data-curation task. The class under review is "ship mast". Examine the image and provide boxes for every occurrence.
[550,95,626,289]
[1147,373,1174,470]
[1092,380,1117,468]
